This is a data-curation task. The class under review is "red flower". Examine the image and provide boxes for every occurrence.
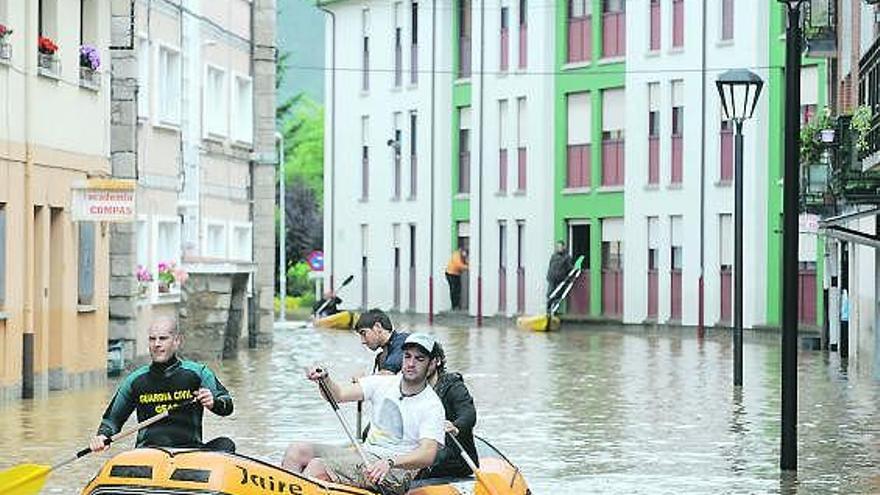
[38,36,58,55]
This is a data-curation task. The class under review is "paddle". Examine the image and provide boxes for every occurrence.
[446,433,508,495]
[316,374,390,495]
[0,399,195,495]
[313,275,354,318]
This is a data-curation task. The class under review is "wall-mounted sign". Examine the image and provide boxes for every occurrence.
[72,179,136,222]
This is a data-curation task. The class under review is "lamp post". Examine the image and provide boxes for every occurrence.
[716,69,764,388]
[778,0,805,472]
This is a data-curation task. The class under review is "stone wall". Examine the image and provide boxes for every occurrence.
[179,272,250,361]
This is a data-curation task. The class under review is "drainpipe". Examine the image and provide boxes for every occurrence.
[22,0,36,399]
[276,132,286,322]
[476,0,484,326]
[428,0,436,325]
[319,4,336,292]
[697,0,707,338]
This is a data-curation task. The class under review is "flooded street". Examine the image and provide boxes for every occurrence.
[2,321,880,494]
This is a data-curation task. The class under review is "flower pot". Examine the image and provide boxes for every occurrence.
[820,129,836,144]
[158,282,170,294]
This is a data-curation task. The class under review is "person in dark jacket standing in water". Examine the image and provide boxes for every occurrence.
[355,309,410,373]
[89,317,235,453]
[421,342,478,478]
[545,241,573,311]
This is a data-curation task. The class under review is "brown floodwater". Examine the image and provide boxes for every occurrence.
[1,320,879,494]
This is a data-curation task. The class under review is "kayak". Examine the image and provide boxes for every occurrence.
[314,310,358,330]
[516,314,560,332]
[79,437,529,495]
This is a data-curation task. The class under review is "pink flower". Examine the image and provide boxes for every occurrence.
[173,267,189,286]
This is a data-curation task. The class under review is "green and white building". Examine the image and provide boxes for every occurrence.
[319,0,826,331]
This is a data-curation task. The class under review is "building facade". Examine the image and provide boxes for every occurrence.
[321,1,831,333]
[0,0,112,402]
[108,0,277,361]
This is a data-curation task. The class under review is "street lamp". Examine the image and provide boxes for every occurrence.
[778,0,805,473]
[716,69,764,390]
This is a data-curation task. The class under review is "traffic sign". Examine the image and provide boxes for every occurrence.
[306,250,324,271]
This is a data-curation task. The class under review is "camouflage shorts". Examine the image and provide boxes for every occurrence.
[312,444,415,495]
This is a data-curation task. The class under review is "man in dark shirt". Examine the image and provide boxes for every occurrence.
[89,317,235,453]
[354,309,410,373]
[421,342,478,479]
[312,290,342,318]
[545,241,574,312]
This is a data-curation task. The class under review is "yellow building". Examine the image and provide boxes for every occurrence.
[0,0,111,402]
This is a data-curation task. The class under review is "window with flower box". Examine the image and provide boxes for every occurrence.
[0,3,12,62]
[154,218,181,294]
[79,0,100,89]
[38,0,59,76]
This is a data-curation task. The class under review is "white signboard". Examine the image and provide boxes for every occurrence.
[72,179,136,222]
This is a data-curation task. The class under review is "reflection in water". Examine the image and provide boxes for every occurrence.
[1,321,879,494]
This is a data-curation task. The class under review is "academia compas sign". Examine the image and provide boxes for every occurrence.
[71,179,136,222]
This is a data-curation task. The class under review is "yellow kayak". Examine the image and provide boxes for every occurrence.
[314,310,358,330]
[80,439,529,495]
[516,314,561,332]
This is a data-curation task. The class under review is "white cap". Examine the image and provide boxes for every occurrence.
[403,333,437,355]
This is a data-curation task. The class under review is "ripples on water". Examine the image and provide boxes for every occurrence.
[1,321,879,494]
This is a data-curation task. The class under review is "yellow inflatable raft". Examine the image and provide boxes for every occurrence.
[516,314,560,332]
[80,439,529,495]
[314,310,358,330]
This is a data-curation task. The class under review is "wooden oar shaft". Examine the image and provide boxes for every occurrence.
[447,433,504,495]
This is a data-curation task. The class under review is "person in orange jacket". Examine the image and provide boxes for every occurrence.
[444,248,468,310]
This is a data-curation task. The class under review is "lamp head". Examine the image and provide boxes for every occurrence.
[715,69,765,122]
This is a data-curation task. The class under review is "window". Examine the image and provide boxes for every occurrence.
[205,222,227,258]
[78,222,95,305]
[801,65,819,127]
[231,224,252,260]
[518,0,527,68]
[601,0,625,58]
[137,37,150,118]
[362,9,370,91]
[568,0,592,63]
[671,81,684,184]
[156,219,181,267]
[500,7,509,71]
[649,0,660,51]
[648,83,660,185]
[516,97,527,191]
[394,3,402,87]
[411,1,418,84]
[361,115,370,200]
[458,106,472,194]
[566,92,591,188]
[39,0,58,39]
[672,0,684,48]
[721,0,734,41]
[80,0,97,46]
[205,65,228,137]
[232,74,253,143]
[136,219,149,270]
[409,111,417,198]
[459,0,472,78]
[601,88,625,186]
[157,45,182,125]
[0,204,5,305]
[720,119,733,182]
[499,99,509,193]
[393,113,402,200]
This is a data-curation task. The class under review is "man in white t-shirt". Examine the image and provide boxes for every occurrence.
[282,333,446,495]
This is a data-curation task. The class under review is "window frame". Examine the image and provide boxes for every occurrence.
[155,42,182,127]
[231,71,254,145]
[204,63,230,139]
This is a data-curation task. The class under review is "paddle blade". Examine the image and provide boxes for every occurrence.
[573,255,585,271]
[0,464,51,495]
[339,275,354,288]
[473,470,510,495]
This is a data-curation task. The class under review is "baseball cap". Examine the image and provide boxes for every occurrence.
[402,333,437,356]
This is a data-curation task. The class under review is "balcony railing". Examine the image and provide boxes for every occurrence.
[601,11,625,58]
[567,144,591,188]
[500,28,509,71]
[671,135,683,184]
[648,136,659,184]
[568,16,591,63]
[601,139,624,186]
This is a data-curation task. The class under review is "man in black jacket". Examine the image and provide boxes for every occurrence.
[422,342,478,478]
[89,317,235,453]
[545,241,573,312]
[312,290,342,318]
